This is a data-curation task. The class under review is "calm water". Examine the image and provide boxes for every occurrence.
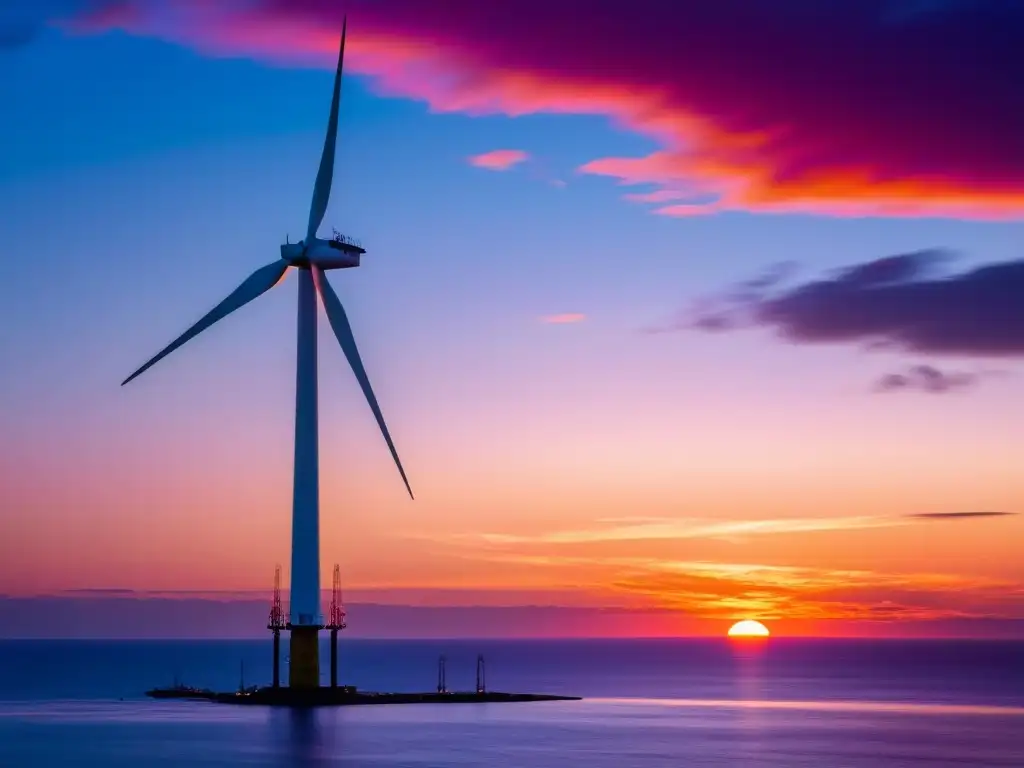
[1,639,1022,766]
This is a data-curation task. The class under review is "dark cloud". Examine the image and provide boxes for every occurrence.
[687,251,1024,358]
[907,511,1016,520]
[874,364,979,394]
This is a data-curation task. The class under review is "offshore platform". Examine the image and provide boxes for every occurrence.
[147,564,578,707]
[266,564,348,691]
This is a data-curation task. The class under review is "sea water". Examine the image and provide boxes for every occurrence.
[1,638,1022,766]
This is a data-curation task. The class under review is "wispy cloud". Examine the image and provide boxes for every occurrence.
[427,509,1014,549]
[420,512,1019,623]
[448,552,1024,623]
[906,511,1016,521]
[540,313,585,324]
[468,149,529,171]
[612,568,1022,622]
[874,364,984,394]
[439,516,902,547]
[622,189,693,204]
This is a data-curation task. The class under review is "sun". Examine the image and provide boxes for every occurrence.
[727,620,770,638]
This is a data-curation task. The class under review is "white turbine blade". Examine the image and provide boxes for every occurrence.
[122,261,289,386]
[306,16,347,243]
[311,266,414,499]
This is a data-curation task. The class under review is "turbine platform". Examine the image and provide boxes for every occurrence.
[145,685,580,707]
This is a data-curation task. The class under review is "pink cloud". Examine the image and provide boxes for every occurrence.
[622,189,692,204]
[541,313,585,324]
[49,1,1024,219]
[469,149,529,171]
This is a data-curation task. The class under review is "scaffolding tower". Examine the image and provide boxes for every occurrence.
[326,564,347,688]
[267,565,286,688]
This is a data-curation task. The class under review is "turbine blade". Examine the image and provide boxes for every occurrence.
[122,261,288,386]
[312,266,414,499]
[306,17,347,243]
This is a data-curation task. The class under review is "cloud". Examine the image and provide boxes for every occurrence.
[424,503,1022,625]
[468,149,529,171]
[907,511,1016,521]
[685,251,1024,358]
[431,515,908,548]
[874,364,979,394]
[622,190,694,204]
[447,551,1024,625]
[428,507,1017,550]
[540,313,585,324]
[38,0,1024,220]
[653,562,1016,622]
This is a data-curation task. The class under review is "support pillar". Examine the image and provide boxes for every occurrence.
[289,626,320,689]
[272,630,280,688]
[288,267,323,632]
[287,268,323,690]
[330,628,338,688]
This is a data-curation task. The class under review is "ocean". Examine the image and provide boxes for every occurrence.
[1,638,1022,766]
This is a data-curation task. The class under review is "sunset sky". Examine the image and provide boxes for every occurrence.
[2,0,1023,638]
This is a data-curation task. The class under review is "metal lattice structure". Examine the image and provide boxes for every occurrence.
[327,564,347,630]
[268,565,286,630]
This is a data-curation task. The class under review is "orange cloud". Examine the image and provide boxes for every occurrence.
[469,149,529,171]
[450,550,1024,625]
[52,1,1024,220]
[417,507,1024,627]
[438,515,905,546]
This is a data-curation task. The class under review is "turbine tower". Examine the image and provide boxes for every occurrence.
[121,17,412,688]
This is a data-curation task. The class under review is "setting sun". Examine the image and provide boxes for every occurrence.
[728,620,770,638]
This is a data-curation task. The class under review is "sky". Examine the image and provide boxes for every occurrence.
[1,0,1023,639]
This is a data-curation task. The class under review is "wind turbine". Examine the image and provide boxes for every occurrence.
[121,17,412,688]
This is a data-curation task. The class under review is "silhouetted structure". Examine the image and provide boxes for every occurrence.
[147,687,578,706]
[267,565,286,688]
[326,564,347,688]
[330,228,366,254]
[476,654,486,694]
[437,655,448,694]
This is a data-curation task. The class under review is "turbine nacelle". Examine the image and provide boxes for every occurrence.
[280,237,363,270]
